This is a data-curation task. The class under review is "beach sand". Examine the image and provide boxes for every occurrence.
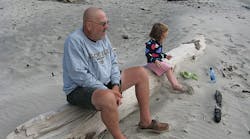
[0,0,250,138]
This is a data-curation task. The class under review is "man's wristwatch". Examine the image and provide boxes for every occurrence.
[112,83,120,88]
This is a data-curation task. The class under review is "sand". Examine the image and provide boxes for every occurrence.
[0,0,250,138]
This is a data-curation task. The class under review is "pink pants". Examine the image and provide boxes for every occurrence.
[146,61,172,76]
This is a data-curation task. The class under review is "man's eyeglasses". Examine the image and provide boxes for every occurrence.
[88,20,109,27]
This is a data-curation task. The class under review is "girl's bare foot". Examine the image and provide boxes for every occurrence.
[172,84,194,95]
[172,84,184,92]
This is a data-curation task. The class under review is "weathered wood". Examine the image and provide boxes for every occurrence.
[6,35,205,139]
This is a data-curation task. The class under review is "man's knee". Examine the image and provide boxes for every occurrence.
[93,90,117,110]
[128,66,147,76]
[103,91,116,103]
[138,66,147,73]
[136,66,148,80]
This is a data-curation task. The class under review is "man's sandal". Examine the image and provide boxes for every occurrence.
[214,90,222,107]
[138,119,170,134]
[214,106,221,123]
[214,90,222,123]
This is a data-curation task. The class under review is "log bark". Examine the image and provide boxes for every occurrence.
[6,35,206,139]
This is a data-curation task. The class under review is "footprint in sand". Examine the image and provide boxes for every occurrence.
[224,33,233,43]
[205,38,214,45]
[183,84,195,95]
[234,43,246,49]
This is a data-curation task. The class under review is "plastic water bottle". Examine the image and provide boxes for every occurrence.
[209,67,216,83]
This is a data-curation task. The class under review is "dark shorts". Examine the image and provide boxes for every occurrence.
[66,81,120,110]
[67,87,97,110]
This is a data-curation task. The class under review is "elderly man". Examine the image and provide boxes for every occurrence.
[63,7,169,139]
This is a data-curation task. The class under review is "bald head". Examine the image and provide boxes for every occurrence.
[82,7,109,41]
[83,7,104,24]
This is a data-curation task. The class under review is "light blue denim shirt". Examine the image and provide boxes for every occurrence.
[63,28,120,95]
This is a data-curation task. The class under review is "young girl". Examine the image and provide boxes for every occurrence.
[145,22,186,92]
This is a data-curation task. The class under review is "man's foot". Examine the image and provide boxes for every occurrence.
[138,119,170,134]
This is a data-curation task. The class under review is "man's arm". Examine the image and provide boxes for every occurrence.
[106,37,121,86]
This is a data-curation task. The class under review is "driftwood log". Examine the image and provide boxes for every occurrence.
[6,35,206,139]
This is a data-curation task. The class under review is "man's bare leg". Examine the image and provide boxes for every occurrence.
[92,90,126,139]
[121,67,170,132]
[121,66,152,126]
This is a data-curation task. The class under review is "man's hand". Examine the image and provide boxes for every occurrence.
[112,85,122,106]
